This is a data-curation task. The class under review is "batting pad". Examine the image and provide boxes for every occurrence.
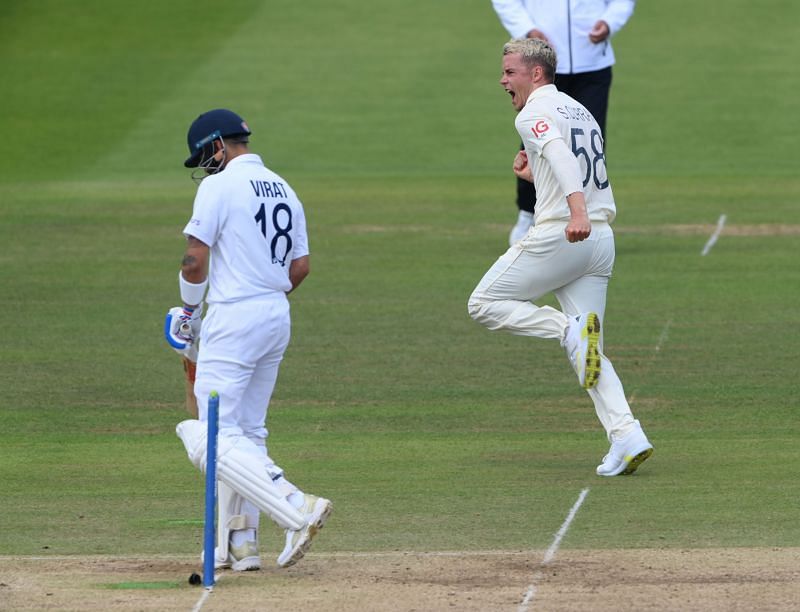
[215,481,258,564]
[176,420,304,530]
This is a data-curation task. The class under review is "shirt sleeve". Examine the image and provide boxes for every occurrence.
[541,138,583,197]
[182,178,222,247]
[291,198,309,260]
[602,0,636,35]
[517,113,563,157]
[491,0,537,39]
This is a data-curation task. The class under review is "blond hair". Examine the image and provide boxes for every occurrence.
[503,38,557,81]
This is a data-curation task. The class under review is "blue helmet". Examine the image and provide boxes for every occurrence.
[184,109,251,168]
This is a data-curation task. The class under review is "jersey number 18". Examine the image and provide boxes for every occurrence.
[254,202,293,266]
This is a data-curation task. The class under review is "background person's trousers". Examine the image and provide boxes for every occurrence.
[468,221,635,441]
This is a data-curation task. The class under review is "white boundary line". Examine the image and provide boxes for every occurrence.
[517,488,590,612]
[701,214,727,256]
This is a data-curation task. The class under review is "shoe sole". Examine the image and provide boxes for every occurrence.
[582,313,602,389]
[279,500,333,568]
[621,447,653,475]
[231,556,261,571]
[201,550,231,570]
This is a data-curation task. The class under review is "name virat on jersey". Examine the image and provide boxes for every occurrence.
[250,179,288,199]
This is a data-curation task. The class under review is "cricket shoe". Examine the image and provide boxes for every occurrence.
[203,540,261,571]
[596,421,654,477]
[277,494,333,568]
[562,312,602,389]
[227,540,261,571]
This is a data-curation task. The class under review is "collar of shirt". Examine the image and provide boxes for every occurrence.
[525,83,558,105]
[225,153,263,168]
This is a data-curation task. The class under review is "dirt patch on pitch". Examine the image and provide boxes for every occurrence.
[615,223,800,237]
[1,548,797,611]
[344,223,800,239]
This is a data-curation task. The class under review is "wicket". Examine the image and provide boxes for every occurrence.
[202,391,220,589]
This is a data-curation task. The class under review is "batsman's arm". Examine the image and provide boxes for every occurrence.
[165,235,209,350]
[173,235,209,417]
[180,235,210,306]
[288,255,309,293]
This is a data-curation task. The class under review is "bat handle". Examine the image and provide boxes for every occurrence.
[178,321,194,342]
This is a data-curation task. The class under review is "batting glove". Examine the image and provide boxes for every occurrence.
[164,305,203,360]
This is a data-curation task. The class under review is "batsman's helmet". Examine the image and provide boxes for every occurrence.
[184,109,251,168]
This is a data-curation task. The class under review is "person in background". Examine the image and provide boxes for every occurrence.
[491,0,636,244]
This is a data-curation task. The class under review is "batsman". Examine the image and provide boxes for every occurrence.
[165,108,332,571]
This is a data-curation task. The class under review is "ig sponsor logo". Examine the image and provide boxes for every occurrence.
[532,120,550,138]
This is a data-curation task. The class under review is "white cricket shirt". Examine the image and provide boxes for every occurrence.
[515,84,616,225]
[183,154,309,303]
[491,0,636,74]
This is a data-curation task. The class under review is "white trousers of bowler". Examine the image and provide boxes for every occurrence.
[194,294,299,544]
[468,221,635,441]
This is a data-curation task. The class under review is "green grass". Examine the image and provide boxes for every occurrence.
[1,0,799,560]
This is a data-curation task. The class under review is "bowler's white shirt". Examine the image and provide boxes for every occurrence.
[515,84,616,225]
[184,154,309,303]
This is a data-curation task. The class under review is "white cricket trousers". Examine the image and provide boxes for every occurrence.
[195,293,291,439]
[194,293,299,544]
[468,221,636,441]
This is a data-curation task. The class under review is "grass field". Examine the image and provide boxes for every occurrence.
[1,1,799,610]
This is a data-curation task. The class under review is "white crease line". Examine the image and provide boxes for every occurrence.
[628,318,672,405]
[191,587,212,612]
[654,318,672,353]
[701,214,727,256]
[191,574,220,612]
[518,488,590,612]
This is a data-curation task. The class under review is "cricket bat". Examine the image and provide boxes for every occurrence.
[178,321,199,417]
[182,355,198,418]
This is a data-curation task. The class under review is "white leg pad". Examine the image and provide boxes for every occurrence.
[216,481,259,564]
[176,420,304,530]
